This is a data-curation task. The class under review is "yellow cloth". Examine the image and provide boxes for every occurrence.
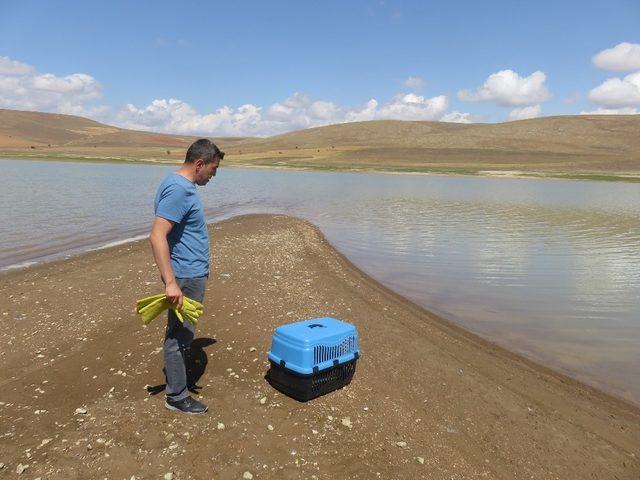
[135,294,204,326]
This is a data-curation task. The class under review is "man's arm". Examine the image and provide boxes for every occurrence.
[148,216,183,307]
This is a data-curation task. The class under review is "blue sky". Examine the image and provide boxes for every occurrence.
[1,0,639,136]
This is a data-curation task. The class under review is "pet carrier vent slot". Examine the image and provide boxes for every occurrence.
[313,336,355,364]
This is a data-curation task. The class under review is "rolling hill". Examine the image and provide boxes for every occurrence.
[0,109,249,162]
[1,108,639,179]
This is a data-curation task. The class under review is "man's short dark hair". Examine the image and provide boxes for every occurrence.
[185,138,224,164]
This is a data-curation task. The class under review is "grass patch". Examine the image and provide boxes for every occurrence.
[248,161,482,175]
[542,173,640,183]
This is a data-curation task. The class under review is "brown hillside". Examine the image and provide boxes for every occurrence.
[1,108,639,176]
[228,115,640,175]
[0,109,249,152]
[235,115,640,157]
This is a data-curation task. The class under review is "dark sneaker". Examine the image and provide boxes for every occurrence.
[165,396,208,414]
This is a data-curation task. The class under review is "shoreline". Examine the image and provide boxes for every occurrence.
[1,214,639,408]
[2,154,640,183]
[0,214,638,478]
[0,233,150,273]
[317,222,640,413]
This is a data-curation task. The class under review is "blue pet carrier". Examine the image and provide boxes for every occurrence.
[267,317,360,401]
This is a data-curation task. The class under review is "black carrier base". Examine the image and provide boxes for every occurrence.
[267,358,358,402]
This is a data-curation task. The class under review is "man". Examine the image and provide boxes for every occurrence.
[148,138,223,414]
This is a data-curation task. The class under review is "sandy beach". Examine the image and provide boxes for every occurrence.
[0,214,638,479]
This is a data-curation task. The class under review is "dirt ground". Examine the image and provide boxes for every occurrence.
[0,215,638,479]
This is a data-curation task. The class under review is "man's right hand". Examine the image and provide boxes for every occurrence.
[165,281,183,309]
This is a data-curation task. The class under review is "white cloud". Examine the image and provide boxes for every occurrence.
[32,73,101,99]
[308,100,340,120]
[592,42,640,72]
[440,111,475,123]
[117,99,265,136]
[0,55,104,116]
[588,71,640,108]
[116,92,463,136]
[580,107,639,115]
[403,76,425,91]
[1,54,475,136]
[376,93,448,120]
[344,99,379,122]
[507,104,542,121]
[0,56,35,76]
[265,92,342,130]
[458,69,550,106]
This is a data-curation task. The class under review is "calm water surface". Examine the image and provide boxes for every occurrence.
[2,159,639,403]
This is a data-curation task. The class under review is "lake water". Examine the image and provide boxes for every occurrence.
[1,159,639,404]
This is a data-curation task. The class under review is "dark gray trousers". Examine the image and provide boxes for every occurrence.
[163,276,207,402]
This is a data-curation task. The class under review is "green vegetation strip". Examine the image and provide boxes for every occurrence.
[249,161,640,182]
[250,161,482,175]
[543,173,640,183]
[2,153,638,183]
[0,151,179,165]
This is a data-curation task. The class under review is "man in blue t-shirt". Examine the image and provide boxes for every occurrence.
[149,138,224,414]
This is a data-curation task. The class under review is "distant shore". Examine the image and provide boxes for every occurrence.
[3,153,640,183]
[0,214,638,478]
[3,111,639,184]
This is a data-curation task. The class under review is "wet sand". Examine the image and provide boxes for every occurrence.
[0,214,638,479]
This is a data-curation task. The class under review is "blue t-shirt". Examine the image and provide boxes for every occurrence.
[154,173,209,278]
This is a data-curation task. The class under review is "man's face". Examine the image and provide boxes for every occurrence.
[194,158,220,186]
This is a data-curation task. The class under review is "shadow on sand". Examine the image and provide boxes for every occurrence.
[146,337,216,396]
